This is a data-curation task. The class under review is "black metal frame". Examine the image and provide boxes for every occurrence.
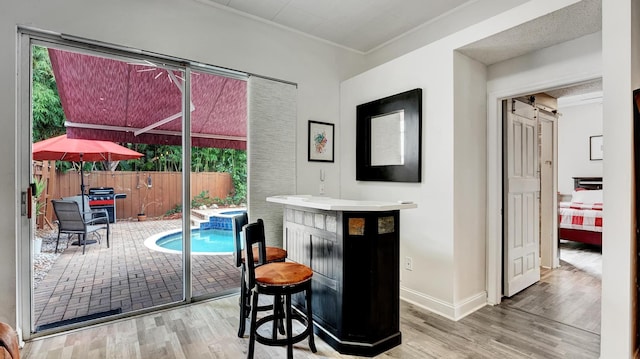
[356,88,422,182]
[632,88,640,350]
[589,135,603,161]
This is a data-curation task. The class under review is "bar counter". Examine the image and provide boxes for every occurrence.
[266,195,416,356]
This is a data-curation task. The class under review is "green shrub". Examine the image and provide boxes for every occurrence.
[165,204,182,216]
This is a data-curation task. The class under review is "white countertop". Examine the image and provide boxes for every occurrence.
[266,195,417,211]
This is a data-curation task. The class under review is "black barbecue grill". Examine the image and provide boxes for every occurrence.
[88,187,126,223]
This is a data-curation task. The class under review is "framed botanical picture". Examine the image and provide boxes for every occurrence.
[308,120,334,162]
[590,135,603,160]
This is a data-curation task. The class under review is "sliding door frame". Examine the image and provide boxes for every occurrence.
[17,28,248,339]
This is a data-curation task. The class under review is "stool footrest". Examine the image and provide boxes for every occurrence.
[254,313,312,347]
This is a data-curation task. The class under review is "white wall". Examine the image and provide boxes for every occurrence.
[600,0,639,356]
[557,99,603,194]
[340,0,585,319]
[0,0,364,330]
[341,44,458,309]
[453,52,487,312]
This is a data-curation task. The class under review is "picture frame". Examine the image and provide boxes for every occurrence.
[308,120,335,162]
[590,135,603,161]
[356,88,422,182]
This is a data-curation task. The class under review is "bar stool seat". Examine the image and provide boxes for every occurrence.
[232,213,287,337]
[255,262,312,286]
[244,219,316,359]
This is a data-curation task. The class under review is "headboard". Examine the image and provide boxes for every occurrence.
[573,177,603,190]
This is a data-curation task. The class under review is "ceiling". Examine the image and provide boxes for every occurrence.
[457,0,601,65]
[198,0,602,98]
[545,79,602,100]
[198,0,473,53]
[457,0,602,99]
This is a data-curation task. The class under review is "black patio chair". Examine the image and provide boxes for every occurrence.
[62,195,109,224]
[51,199,110,255]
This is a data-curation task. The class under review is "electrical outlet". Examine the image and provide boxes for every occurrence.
[319,183,325,195]
[404,256,413,271]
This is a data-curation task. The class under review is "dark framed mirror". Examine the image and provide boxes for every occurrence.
[356,88,422,182]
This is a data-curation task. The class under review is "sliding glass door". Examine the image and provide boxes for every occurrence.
[189,68,246,298]
[20,31,247,338]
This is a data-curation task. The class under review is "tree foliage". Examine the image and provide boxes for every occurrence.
[32,46,66,142]
[31,45,248,204]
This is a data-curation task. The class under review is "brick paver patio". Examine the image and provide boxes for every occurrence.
[33,218,239,330]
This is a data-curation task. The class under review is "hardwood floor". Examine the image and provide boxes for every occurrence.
[21,241,601,358]
[556,240,602,280]
[502,240,602,334]
[22,299,599,358]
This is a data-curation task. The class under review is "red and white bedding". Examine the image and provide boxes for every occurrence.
[558,201,603,232]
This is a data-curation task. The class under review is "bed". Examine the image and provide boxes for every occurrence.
[558,177,603,246]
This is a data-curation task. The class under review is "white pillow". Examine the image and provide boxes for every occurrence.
[571,189,603,204]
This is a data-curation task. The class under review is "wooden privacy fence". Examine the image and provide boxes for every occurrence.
[35,164,233,226]
[33,160,56,229]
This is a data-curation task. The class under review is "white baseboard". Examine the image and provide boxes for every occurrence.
[16,325,24,348]
[400,286,487,321]
[453,292,487,320]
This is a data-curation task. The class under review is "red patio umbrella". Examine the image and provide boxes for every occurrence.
[32,134,143,212]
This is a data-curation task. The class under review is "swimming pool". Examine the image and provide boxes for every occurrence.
[144,209,245,255]
[145,228,235,255]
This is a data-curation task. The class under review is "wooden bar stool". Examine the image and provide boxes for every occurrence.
[243,219,316,359]
[232,213,287,337]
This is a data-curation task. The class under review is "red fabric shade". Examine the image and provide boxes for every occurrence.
[33,134,144,199]
[48,49,247,149]
[32,134,143,162]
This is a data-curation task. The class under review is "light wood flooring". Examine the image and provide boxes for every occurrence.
[21,241,601,359]
[503,240,602,334]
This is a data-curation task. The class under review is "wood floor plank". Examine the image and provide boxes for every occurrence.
[502,241,602,335]
[22,241,601,358]
[21,293,599,358]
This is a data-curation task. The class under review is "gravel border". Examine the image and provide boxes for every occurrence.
[33,229,69,288]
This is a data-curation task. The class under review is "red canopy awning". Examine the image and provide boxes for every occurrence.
[48,49,247,149]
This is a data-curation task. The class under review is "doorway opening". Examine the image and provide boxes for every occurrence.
[500,87,603,336]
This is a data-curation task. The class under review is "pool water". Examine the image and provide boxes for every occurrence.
[156,229,234,254]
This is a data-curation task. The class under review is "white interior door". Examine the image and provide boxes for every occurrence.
[504,99,540,297]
